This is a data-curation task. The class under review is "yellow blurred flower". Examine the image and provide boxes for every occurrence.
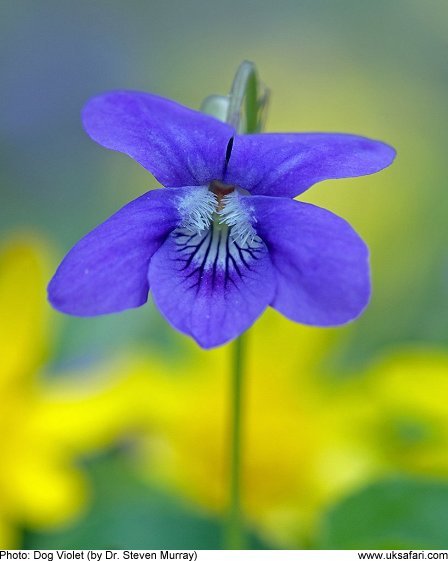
[129,318,377,546]
[131,318,448,546]
[0,236,147,548]
[361,349,448,476]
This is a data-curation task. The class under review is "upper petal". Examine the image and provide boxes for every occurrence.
[251,196,371,326]
[225,133,396,197]
[82,91,234,187]
[149,224,276,348]
[48,188,184,316]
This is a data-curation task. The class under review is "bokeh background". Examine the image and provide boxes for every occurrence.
[1,0,448,550]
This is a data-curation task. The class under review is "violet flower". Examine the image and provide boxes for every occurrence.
[48,91,395,348]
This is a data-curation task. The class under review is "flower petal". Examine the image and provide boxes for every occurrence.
[149,225,276,348]
[225,133,396,197]
[83,91,234,187]
[252,196,370,325]
[48,188,184,316]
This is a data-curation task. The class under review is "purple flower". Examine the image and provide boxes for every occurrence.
[48,91,395,348]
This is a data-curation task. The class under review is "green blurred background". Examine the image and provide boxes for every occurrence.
[1,0,448,550]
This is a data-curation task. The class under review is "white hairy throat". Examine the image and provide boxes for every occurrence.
[178,181,258,244]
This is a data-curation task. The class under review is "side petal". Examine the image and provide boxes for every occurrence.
[48,188,185,316]
[82,91,233,187]
[225,133,396,198]
[252,196,370,325]
[149,226,276,348]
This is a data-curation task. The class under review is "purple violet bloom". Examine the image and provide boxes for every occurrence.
[48,91,395,348]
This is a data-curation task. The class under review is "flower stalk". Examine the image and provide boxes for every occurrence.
[226,331,247,549]
[221,61,269,549]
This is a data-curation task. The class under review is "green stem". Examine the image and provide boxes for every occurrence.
[221,61,268,549]
[226,332,246,549]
